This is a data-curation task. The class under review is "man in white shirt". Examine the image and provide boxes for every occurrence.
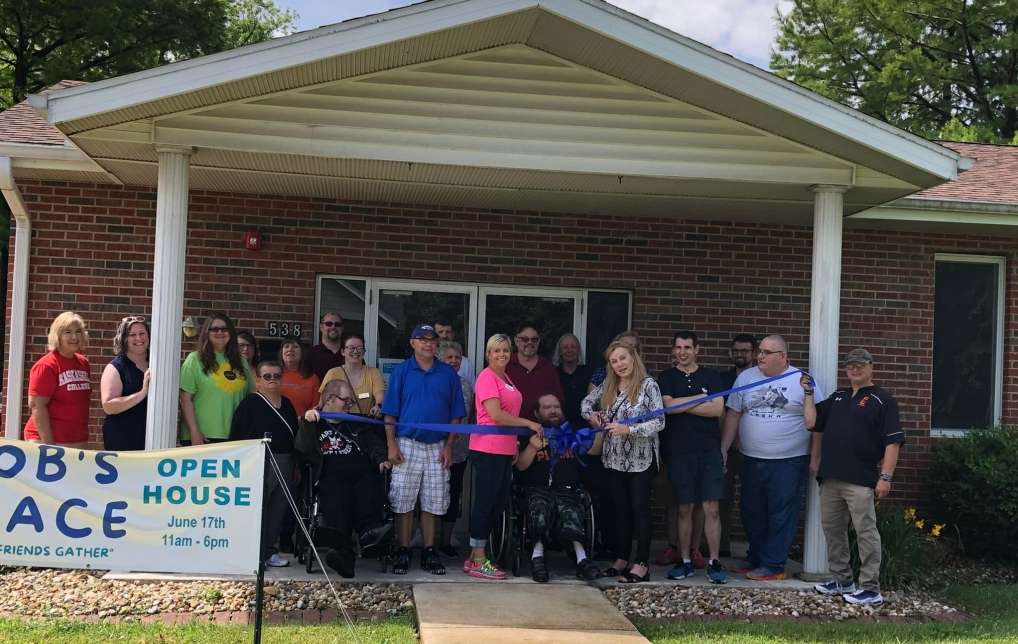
[720,335,822,581]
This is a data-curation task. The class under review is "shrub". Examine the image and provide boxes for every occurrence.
[927,425,1018,562]
[848,504,948,589]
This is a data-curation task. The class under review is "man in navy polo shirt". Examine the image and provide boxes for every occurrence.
[803,348,904,607]
[658,331,727,584]
[383,324,466,576]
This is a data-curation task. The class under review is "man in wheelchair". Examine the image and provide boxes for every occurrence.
[297,380,391,578]
[516,393,602,582]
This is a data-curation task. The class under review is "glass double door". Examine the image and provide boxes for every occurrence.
[369,281,583,375]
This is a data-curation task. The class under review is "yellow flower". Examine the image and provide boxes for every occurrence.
[931,524,945,538]
[915,519,925,530]
[904,507,917,521]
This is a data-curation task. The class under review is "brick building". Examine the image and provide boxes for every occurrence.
[2,0,1015,576]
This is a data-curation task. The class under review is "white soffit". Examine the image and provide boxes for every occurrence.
[40,0,961,189]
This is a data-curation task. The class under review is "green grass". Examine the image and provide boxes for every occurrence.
[638,583,1018,643]
[0,615,417,643]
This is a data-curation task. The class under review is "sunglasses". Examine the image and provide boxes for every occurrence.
[260,373,283,381]
[122,315,146,323]
[344,346,364,353]
[208,326,230,333]
[516,336,540,344]
[321,320,343,327]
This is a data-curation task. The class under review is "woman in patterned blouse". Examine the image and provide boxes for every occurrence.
[582,340,664,583]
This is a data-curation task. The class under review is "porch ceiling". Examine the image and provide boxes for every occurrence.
[31,0,966,220]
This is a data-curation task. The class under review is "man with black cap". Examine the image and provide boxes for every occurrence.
[382,324,466,576]
[803,348,905,607]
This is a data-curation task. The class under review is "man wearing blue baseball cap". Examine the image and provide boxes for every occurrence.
[382,324,466,576]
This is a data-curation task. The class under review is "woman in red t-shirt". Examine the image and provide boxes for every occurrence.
[24,311,93,447]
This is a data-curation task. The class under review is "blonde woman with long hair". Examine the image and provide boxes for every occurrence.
[581,340,664,583]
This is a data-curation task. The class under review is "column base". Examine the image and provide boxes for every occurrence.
[796,571,830,582]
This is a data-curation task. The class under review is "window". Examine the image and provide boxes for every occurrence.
[931,255,1005,435]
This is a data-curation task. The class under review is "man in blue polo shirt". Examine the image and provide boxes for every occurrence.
[383,324,466,576]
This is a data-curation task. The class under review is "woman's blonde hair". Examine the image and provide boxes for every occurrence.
[485,333,511,356]
[47,311,87,352]
[600,340,648,409]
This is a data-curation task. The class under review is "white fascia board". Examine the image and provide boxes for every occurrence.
[853,200,1018,226]
[43,0,535,126]
[0,141,90,161]
[541,0,963,181]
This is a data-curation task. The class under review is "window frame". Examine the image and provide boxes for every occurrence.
[930,253,1006,438]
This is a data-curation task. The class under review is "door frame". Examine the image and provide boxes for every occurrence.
[475,285,584,367]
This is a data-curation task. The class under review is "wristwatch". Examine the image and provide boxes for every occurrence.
[879,472,893,482]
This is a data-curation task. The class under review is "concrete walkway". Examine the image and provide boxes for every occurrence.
[413,582,648,643]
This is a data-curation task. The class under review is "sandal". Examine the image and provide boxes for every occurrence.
[603,562,630,578]
[421,547,446,575]
[392,547,411,575]
[618,563,650,584]
[531,556,549,583]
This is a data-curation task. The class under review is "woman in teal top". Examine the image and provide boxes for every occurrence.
[179,312,254,445]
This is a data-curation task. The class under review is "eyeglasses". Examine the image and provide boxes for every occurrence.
[260,373,283,381]
[344,346,364,353]
[208,326,230,333]
[757,349,785,356]
[516,336,540,344]
[321,320,343,327]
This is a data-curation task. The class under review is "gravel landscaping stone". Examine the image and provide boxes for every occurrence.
[603,585,963,622]
[0,568,412,621]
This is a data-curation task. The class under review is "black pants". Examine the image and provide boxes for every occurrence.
[581,458,615,556]
[610,465,655,564]
[468,451,513,547]
[318,458,383,561]
[261,454,293,561]
[442,460,468,524]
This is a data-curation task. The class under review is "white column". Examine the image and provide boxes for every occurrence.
[145,146,192,450]
[802,184,846,578]
[1,156,30,438]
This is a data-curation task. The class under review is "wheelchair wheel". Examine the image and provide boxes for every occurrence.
[488,504,513,566]
[582,490,596,556]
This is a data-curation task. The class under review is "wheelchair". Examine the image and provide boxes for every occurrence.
[488,482,595,577]
[294,463,395,574]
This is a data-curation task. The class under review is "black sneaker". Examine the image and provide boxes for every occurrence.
[575,557,601,581]
[531,556,549,583]
[421,546,446,575]
[706,559,728,584]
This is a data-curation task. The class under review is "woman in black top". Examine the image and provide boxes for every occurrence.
[230,360,298,568]
[100,316,151,450]
[297,379,390,578]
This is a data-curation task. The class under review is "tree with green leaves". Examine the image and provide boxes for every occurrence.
[0,0,296,108]
[771,0,1018,143]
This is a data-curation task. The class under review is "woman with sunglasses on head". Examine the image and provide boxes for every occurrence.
[279,339,320,417]
[100,316,151,450]
[319,332,385,417]
[24,311,92,448]
[179,312,254,446]
[230,360,298,567]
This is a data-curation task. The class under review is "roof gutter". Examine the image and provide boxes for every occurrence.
[0,156,30,439]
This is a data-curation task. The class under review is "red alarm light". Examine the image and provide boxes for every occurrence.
[243,230,262,251]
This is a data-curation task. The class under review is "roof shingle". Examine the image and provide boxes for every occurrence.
[910,141,1018,205]
[0,80,87,146]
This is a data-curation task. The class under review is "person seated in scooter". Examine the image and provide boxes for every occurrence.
[516,393,603,582]
[297,379,391,578]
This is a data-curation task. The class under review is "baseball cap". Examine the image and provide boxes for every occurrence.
[411,324,438,339]
[844,348,873,365]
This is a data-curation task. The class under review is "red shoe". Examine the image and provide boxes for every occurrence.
[745,566,786,581]
[654,545,680,566]
[690,549,707,569]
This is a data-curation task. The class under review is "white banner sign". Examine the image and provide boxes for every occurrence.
[0,439,265,575]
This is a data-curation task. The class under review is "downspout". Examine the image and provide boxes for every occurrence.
[0,156,30,439]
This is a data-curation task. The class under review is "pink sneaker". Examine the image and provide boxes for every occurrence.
[655,545,680,566]
[464,558,506,580]
[691,549,707,569]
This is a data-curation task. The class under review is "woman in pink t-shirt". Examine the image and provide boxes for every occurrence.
[24,311,93,447]
[464,333,542,580]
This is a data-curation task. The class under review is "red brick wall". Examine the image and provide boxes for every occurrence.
[4,179,1018,512]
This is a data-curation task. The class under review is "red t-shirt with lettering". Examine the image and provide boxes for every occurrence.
[24,350,92,444]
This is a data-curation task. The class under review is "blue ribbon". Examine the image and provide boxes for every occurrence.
[319,411,532,436]
[543,421,601,475]
[619,368,814,425]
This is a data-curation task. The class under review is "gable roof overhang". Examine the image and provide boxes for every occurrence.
[19,0,966,221]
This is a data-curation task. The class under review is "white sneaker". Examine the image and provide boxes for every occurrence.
[266,553,289,567]
[814,580,857,595]
[843,589,883,606]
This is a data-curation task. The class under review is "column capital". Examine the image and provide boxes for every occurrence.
[154,144,194,157]
[811,184,849,194]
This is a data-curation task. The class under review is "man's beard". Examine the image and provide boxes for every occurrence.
[540,416,563,426]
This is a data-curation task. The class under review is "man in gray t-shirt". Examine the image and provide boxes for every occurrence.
[721,335,822,581]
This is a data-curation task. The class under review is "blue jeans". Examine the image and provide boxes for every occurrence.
[740,455,808,573]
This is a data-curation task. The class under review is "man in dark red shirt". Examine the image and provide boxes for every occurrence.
[506,323,565,420]
[310,311,344,380]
